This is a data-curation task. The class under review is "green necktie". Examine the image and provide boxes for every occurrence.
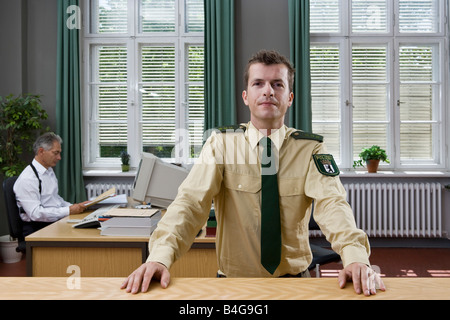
[260,136,281,274]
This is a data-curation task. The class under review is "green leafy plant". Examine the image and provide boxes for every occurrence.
[353,145,390,169]
[120,150,130,165]
[0,94,49,177]
[120,150,130,172]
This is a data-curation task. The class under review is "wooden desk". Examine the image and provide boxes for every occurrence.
[1,277,449,300]
[25,213,216,277]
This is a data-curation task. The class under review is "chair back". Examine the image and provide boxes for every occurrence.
[2,176,24,244]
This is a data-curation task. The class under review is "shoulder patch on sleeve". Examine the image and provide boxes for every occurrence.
[291,131,323,142]
[312,154,340,176]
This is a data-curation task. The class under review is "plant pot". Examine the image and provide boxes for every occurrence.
[366,159,380,173]
[121,164,130,172]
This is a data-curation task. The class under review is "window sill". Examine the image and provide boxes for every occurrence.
[83,169,137,178]
[340,170,450,178]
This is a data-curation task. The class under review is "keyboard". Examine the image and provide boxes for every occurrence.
[72,205,120,228]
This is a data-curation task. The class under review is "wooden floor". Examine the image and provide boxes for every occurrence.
[1,246,449,278]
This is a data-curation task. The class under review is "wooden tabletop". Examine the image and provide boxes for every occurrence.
[1,277,449,300]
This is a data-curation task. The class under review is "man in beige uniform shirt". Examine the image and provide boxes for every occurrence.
[122,50,385,296]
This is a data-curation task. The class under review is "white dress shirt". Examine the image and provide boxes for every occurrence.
[14,159,72,222]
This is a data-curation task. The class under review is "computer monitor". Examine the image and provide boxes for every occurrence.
[132,152,189,208]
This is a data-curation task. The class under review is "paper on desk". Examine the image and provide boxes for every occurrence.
[84,187,116,207]
[102,207,160,217]
[95,193,128,205]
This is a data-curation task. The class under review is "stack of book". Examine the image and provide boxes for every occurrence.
[99,208,161,237]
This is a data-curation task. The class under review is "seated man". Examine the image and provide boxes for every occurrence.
[14,132,89,236]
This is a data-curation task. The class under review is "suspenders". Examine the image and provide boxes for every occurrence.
[29,163,42,194]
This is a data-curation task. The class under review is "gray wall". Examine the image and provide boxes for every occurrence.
[0,0,58,235]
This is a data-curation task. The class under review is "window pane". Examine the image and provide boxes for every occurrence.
[141,46,176,155]
[399,0,439,33]
[352,0,388,33]
[92,0,128,34]
[312,123,341,163]
[399,45,433,82]
[352,45,389,161]
[140,0,176,33]
[185,0,204,33]
[311,45,341,121]
[310,0,340,33]
[352,45,388,82]
[353,124,388,160]
[91,46,128,157]
[400,123,433,160]
[187,45,205,157]
[353,85,388,121]
[310,44,341,161]
[399,44,436,162]
[96,46,128,82]
[352,46,388,114]
[400,84,433,121]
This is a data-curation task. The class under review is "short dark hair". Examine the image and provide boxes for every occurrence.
[244,50,295,92]
[33,132,62,155]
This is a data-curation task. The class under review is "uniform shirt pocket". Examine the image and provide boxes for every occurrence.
[223,170,261,193]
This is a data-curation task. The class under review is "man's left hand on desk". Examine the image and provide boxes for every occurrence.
[121,261,171,294]
[338,262,386,296]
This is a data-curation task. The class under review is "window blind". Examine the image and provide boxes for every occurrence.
[186,45,205,155]
[352,45,389,158]
[310,0,340,33]
[93,46,128,155]
[310,44,341,161]
[185,0,204,33]
[352,0,388,33]
[399,0,439,33]
[399,45,435,160]
[94,0,128,34]
[141,46,176,147]
[140,0,176,33]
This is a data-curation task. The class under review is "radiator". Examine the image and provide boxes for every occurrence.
[85,182,134,199]
[86,182,443,238]
[343,182,443,238]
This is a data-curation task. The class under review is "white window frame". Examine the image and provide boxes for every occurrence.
[81,0,204,169]
[310,0,448,170]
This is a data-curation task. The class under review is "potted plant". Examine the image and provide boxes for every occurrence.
[0,94,49,177]
[120,150,130,172]
[353,145,390,173]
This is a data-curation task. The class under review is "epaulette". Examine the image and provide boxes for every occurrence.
[215,124,247,133]
[290,131,323,142]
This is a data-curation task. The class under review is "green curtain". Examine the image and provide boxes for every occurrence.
[288,0,312,132]
[204,0,236,131]
[55,0,86,203]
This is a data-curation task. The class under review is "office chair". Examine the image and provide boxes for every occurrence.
[308,203,341,277]
[2,176,26,253]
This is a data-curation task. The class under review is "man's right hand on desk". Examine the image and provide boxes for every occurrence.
[121,262,171,294]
